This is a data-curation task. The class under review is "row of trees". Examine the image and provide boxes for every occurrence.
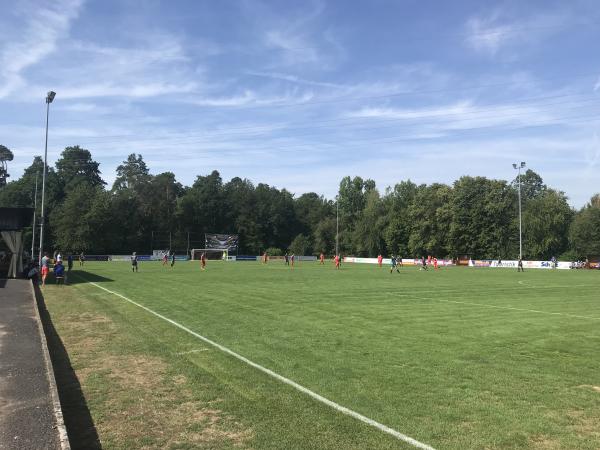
[1,145,599,259]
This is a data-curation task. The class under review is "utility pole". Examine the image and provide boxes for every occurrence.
[38,91,55,266]
[335,196,339,257]
[512,162,526,260]
[31,171,39,259]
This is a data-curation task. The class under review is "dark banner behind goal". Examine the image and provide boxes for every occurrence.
[205,234,239,251]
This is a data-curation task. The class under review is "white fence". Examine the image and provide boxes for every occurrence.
[343,257,454,266]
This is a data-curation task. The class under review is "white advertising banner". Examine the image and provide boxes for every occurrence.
[480,260,571,270]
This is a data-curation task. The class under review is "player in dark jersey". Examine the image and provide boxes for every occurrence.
[131,252,138,272]
[171,252,176,268]
[517,257,524,272]
[390,255,400,273]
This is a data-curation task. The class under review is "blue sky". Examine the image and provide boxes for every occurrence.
[1,0,599,206]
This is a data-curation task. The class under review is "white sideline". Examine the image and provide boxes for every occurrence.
[86,281,435,450]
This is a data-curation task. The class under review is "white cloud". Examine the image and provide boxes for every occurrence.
[465,9,572,57]
[465,16,516,55]
[0,0,83,98]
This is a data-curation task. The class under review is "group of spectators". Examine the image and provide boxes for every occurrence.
[569,258,599,269]
[24,251,82,286]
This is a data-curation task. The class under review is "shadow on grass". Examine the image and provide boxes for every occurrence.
[46,270,114,286]
[34,284,102,450]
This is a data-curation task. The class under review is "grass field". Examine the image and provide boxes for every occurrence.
[42,260,600,449]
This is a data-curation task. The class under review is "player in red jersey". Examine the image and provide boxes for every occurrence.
[433,257,438,270]
[334,254,340,269]
[162,252,168,266]
[200,252,206,271]
[319,252,325,264]
[377,254,383,267]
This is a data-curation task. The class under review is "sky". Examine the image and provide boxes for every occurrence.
[1,0,599,207]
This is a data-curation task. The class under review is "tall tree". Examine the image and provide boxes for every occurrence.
[55,146,105,190]
[407,183,452,258]
[522,189,573,259]
[0,144,14,187]
[353,189,386,256]
[112,153,150,191]
[569,195,600,258]
[338,176,375,253]
[449,176,515,259]
[513,169,546,202]
[383,180,419,257]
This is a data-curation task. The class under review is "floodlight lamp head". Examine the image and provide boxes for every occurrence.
[520,161,526,168]
[512,163,517,169]
[46,91,56,103]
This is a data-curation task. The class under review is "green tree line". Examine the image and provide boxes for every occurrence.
[1,146,598,259]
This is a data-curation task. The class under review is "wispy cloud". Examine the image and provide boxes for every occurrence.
[186,90,314,107]
[0,0,83,98]
[345,99,566,133]
[465,9,572,57]
[465,14,516,55]
[20,31,202,100]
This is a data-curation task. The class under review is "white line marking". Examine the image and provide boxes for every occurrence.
[86,281,435,450]
[432,298,600,321]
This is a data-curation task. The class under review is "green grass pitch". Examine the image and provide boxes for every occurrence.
[43,260,600,449]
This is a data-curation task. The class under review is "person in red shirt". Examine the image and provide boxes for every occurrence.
[334,255,340,269]
[433,257,438,270]
[377,254,383,267]
[162,252,168,266]
[319,252,325,264]
[200,252,206,271]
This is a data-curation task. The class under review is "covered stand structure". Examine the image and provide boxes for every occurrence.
[0,208,33,278]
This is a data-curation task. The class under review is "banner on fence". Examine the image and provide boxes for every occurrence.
[471,259,572,270]
[205,234,239,251]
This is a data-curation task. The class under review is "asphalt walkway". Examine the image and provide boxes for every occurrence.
[0,279,62,450]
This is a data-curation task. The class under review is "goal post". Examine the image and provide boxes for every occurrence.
[190,248,228,261]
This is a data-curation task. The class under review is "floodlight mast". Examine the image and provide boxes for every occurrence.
[31,171,39,259]
[512,161,526,260]
[335,195,339,257]
[38,91,55,267]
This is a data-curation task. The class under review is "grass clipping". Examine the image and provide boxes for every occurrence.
[64,312,252,448]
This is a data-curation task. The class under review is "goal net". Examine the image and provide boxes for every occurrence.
[190,249,228,261]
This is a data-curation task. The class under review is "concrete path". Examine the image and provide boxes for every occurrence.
[0,279,63,450]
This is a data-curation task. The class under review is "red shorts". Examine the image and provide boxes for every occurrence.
[41,266,49,275]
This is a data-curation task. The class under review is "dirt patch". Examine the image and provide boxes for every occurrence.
[567,410,600,439]
[104,355,169,391]
[52,300,252,448]
[528,435,562,450]
[80,352,252,448]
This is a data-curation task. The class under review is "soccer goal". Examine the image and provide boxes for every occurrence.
[190,248,228,261]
